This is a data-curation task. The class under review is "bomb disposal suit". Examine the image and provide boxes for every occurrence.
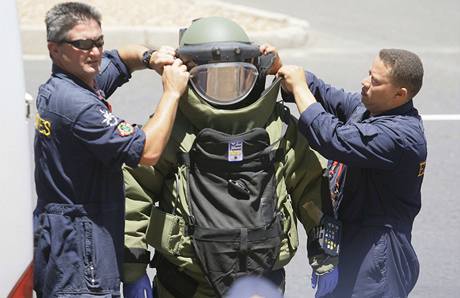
[122,17,336,298]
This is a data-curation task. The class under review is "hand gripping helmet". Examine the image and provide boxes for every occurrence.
[177,17,272,107]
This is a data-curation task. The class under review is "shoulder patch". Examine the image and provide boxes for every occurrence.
[418,161,426,177]
[99,108,118,126]
[117,121,134,137]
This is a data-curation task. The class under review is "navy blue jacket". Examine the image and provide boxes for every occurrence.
[288,71,427,231]
[283,71,427,297]
[34,50,145,274]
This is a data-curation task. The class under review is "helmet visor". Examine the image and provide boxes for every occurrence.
[189,62,259,106]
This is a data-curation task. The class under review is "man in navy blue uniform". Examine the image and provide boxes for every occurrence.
[33,2,189,297]
[277,49,426,297]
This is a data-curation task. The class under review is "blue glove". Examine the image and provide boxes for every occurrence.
[311,267,339,298]
[123,273,153,298]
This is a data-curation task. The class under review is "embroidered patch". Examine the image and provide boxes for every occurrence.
[228,141,243,162]
[117,121,134,137]
[418,161,426,177]
[100,108,117,127]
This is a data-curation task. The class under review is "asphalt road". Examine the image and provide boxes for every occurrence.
[23,0,460,297]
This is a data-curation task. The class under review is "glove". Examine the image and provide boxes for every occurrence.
[311,267,339,298]
[309,253,338,275]
[123,273,153,298]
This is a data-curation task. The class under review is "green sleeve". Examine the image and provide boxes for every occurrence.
[283,117,338,274]
[122,162,167,283]
[283,117,327,234]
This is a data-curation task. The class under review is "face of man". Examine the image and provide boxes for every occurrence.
[361,56,406,116]
[48,19,103,87]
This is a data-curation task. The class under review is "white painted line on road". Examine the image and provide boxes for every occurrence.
[281,47,460,56]
[421,114,460,121]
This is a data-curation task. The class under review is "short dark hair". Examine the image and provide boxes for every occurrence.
[379,49,424,99]
[45,2,102,43]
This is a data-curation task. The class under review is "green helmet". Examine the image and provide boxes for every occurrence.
[177,16,273,107]
[179,16,251,46]
[177,16,260,65]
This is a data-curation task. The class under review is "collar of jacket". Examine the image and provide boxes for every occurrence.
[51,63,98,93]
[375,99,416,117]
[179,78,281,134]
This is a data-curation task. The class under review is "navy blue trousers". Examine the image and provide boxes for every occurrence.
[33,203,121,297]
[327,224,419,298]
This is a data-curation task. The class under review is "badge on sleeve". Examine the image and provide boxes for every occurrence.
[418,161,426,177]
[100,108,117,126]
[117,121,134,137]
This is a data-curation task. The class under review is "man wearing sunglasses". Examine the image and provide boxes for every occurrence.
[33,2,189,297]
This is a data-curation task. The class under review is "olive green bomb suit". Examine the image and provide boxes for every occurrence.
[122,78,329,297]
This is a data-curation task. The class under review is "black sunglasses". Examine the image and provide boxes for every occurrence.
[62,36,104,50]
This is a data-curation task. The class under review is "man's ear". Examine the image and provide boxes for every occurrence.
[47,42,60,59]
[395,87,408,102]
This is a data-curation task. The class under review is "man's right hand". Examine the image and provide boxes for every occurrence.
[162,58,190,99]
[277,65,308,94]
[150,46,176,75]
[123,273,153,298]
[277,65,316,113]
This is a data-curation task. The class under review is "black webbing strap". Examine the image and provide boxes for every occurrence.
[240,227,248,272]
[192,218,282,242]
[178,152,191,167]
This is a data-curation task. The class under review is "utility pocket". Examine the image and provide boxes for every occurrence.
[276,197,298,268]
[192,222,282,297]
[79,214,119,291]
[146,206,188,257]
[282,196,298,252]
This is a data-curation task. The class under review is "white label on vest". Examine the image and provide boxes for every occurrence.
[228,141,243,162]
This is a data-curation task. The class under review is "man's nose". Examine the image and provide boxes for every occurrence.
[89,45,102,56]
[361,76,370,88]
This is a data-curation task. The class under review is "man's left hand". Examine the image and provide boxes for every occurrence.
[311,267,339,298]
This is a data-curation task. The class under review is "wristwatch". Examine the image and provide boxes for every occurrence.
[142,48,156,69]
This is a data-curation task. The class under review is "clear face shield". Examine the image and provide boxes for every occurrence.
[189,62,259,106]
[176,40,262,106]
